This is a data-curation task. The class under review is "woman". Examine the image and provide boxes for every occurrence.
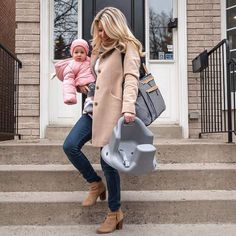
[63,7,143,234]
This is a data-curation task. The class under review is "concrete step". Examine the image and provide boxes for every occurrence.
[1,224,236,236]
[1,190,236,225]
[1,164,236,192]
[45,124,183,140]
[0,139,236,165]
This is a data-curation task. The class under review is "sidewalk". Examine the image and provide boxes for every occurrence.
[1,224,236,236]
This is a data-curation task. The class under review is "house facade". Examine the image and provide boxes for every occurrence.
[15,0,233,140]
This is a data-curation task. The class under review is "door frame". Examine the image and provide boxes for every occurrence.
[40,0,188,138]
[40,0,50,138]
[176,0,188,138]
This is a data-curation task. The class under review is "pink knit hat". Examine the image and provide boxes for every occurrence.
[70,39,89,56]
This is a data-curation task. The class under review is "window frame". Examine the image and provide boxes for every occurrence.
[222,0,236,94]
[221,1,235,47]
[225,1,236,54]
[146,0,177,63]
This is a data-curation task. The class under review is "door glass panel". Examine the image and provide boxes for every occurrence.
[54,0,78,60]
[148,0,173,60]
[227,0,236,8]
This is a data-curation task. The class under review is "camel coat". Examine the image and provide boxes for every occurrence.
[91,42,140,147]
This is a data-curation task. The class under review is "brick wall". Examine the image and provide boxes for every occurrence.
[16,0,40,139]
[187,0,222,138]
[0,0,16,52]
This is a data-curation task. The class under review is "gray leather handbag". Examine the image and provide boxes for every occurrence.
[135,65,166,126]
[101,117,157,175]
[122,55,166,126]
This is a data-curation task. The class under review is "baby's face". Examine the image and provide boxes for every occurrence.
[72,46,87,62]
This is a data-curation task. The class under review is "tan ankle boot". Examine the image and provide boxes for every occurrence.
[96,209,124,234]
[82,181,106,207]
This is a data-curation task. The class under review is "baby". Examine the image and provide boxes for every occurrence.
[58,39,95,114]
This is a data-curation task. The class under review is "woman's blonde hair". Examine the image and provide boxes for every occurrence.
[91,7,144,56]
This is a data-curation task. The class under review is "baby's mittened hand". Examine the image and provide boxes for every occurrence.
[77,85,89,94]
[64,96,77,105]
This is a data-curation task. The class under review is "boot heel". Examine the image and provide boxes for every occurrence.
[116,219,123,230]
[99,190,106,201]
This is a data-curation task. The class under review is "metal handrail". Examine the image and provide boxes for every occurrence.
[208,39,227,55]
[0,43,22,68]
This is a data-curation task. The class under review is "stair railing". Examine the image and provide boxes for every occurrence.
[0,43,22,141]
[192,39,236,143]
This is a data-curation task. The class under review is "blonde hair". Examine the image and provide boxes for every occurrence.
[91,7,144,56]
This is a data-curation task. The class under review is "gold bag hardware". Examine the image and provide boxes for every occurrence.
[140,75,154,84]
[146,85,159,93]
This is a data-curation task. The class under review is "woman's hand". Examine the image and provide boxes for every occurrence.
[77,85,89,94]
[123,112,135,123]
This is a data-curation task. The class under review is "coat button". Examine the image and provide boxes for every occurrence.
[94,102,98,106]
[96,86,99,90]
[98,69,101,73]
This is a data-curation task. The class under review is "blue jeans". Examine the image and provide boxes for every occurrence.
[63,114,121,211]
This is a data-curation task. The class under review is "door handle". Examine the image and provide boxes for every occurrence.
[168,18,178,32]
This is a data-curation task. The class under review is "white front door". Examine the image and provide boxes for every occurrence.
[146,0,179,124]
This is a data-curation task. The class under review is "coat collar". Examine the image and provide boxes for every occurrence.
[90,47,120,77]
[91,47,118,65]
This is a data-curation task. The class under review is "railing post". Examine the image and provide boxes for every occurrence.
[226,41,233,143]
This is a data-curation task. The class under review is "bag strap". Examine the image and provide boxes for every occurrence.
[121,53,148,78]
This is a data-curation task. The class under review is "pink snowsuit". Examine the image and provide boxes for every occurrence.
[63,56,95,105]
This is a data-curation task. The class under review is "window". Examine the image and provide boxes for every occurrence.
[226,0,236,59]
[148,0,173,60]
[53,0,78,60]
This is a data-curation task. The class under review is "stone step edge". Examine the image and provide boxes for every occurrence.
[0,139,235,146]
[1,190,236,203]
[1,224,236,236]
[1,163,236,171]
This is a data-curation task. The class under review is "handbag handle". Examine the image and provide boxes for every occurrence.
[140,56,150,77]
[142,62,149,75]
